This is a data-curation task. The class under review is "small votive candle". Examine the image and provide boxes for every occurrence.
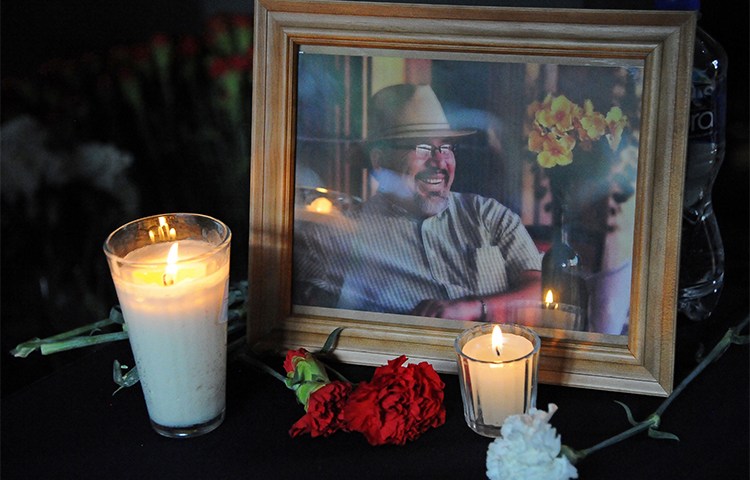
[454,323,541,437]
[504,299,584,331]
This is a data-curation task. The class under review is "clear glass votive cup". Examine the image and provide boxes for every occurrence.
[454,323,541,438]
[103,213,231,438]
[503,299,585,332]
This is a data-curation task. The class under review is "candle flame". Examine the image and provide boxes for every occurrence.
[308,197,333,214]
[545,289,555,304]
[162,242,179,286]
[314,187,329,194]
[491,325,504,356]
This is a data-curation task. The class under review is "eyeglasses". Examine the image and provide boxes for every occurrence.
[390,143,457,159]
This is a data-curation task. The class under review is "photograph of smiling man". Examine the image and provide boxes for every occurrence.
[293,77,542,322]
[291,49,641,336]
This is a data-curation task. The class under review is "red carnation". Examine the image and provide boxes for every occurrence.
[341,355,446,446]
[227,54,250,72]
[208,57,229,79]
[229,14,252,28]
[283,348,309,374]
[289,381,353,438]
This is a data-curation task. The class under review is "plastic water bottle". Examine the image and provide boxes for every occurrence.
[657,0,727,322]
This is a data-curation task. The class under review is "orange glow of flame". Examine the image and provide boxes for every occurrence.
[308,197,333,214]
[545,289,555,304]
[491,325,504,356]
[163,242,179,286]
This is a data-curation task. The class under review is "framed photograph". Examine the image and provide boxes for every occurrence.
[248,0,695,396]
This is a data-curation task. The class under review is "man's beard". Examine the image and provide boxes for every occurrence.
[414,190,450,217]
[374,168,451,217]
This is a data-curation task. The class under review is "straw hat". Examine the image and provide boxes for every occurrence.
[367,84,475,142]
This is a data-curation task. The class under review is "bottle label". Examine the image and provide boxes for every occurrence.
[689,71,726,143]
[690,81,714,140]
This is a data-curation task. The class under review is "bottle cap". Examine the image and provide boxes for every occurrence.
[654,0,700,11]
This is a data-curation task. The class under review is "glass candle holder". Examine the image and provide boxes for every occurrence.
[104,213,231,438]
[454,323,541,438]
[503,299,585,332]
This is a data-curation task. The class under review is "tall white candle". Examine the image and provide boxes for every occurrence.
[114,239,229,429]
[105,214,231,438]
[461,326,534,426]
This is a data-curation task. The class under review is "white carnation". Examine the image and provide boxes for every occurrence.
[486,404,578,480]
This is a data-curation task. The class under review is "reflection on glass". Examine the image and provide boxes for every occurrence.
[292,49,642,336]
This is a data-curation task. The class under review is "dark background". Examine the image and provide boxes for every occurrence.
[0,2,747,480]
[1,0,747,401]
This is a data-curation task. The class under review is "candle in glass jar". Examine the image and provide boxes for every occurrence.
[105,214,231,438]
[461,325,534,426]
[501,294,583,331]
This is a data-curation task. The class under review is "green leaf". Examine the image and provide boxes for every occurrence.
[109,306,125,325]
[285,361,328,390]
[10,338,43,358]
[648,428,680,442]
[320,327,344,355]
[615,400,638,426]
[112,360,140,395]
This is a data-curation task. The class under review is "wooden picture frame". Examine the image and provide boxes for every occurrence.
[248,0,695,396]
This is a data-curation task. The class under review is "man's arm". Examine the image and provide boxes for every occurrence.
[411,270,542,321]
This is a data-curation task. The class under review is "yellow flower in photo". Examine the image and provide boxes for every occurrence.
[528,128,547,153]
[536,134,575,168]
[536,94,579,133]
[527,94,629,168]
[578,99,607,142]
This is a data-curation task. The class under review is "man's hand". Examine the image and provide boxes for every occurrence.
[411,298,484,321]
[411,270,542,322]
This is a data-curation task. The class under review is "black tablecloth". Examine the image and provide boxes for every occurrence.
[2,305,748,480]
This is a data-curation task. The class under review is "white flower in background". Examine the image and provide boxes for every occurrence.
[72,143,132,191]
[0,115,67,205]
[1,115,138,215]
[486,404,578,480]
[72,143,138,214]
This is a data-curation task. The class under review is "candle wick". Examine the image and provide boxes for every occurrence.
[495,346,501,356]
[162,273,175,286]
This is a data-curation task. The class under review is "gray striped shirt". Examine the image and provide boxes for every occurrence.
[293,192,542,315]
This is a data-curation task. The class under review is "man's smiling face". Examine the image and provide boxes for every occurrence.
[373,138,456,218]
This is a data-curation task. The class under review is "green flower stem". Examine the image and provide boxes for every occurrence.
[236,350,287,383]
[655,315,749,417]
[45,318,117,339]
[567,315,749,464]
[11,318,118,357]
[575,415,659,461]
[322,363,350,384]
[39,331,129,355]
[13,301,247,359]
